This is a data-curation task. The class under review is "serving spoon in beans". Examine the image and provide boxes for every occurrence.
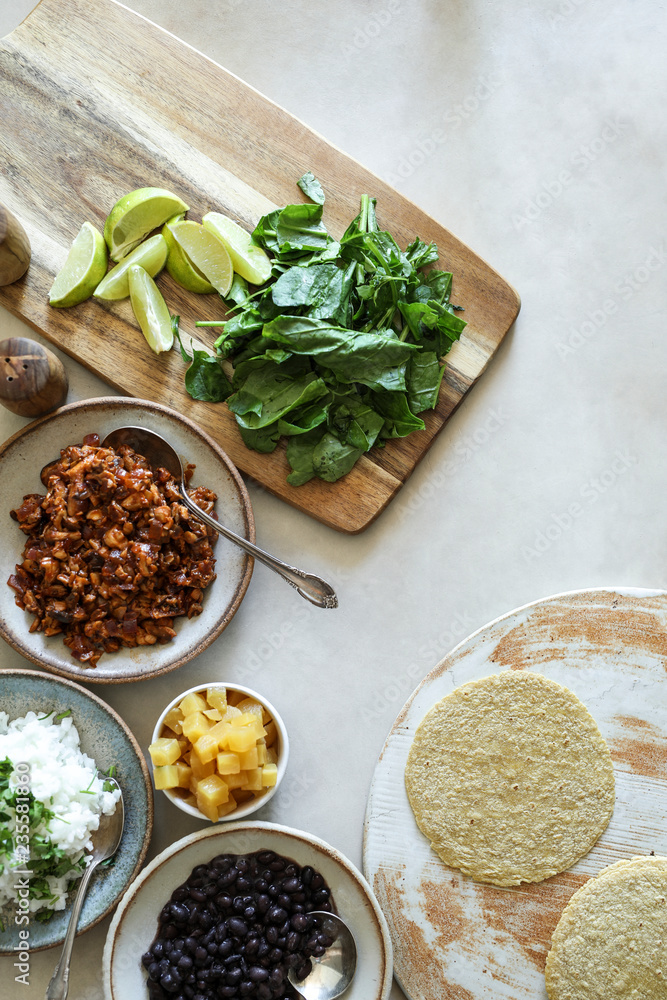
[288,911,357,1000]
[100,426,338,609]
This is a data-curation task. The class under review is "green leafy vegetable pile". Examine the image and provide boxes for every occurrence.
[179,180,466,485]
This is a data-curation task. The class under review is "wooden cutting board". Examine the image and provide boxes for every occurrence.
[0,0,520,533]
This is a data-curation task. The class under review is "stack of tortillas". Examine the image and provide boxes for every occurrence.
[404,670,615,885]
[404,669,667,997]
[545,856,667,999]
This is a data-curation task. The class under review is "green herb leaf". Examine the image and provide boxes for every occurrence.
[297,171,325,205]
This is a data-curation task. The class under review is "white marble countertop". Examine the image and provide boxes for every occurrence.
[1,2,666,998]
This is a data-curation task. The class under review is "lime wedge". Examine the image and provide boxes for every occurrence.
[93,233,168,300]
[202,212,272,285]
[167,220,233,297]
[104,187,189,262]
[49,222,108,307]
[128,265,174,354]
[163,218,215,294]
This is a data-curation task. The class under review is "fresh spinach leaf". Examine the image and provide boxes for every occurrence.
[297,171,325,205]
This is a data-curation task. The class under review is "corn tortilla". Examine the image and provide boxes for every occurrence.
[404,671,615,886]
[545,856,667,999]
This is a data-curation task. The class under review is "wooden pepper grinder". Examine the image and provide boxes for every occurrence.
[0,338,69,416]
[0,204,31,286]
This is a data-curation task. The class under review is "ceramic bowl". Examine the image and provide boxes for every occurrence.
[103,821,393,1000]
[0,667,153,953]
[150,681,289,822]
[0,396,254,683]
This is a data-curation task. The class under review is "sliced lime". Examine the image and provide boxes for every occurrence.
[104,187,189,262]
[163,218,215,294]
[128,265,174,354]
[93,233,168,300]
[49,222,108,307]
[202,211,272,285]
[167,220,233,297]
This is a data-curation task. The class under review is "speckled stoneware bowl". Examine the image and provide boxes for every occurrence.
[0,396,254,683]
[151,682,290,822]
[103,822,393,1000]
[0,668,153,953]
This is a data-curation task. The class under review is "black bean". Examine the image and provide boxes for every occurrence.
[286,931,300,952]
[189,888,206,903]
[218,867,239,887]
[266,925,279,945]
[227,916,247,937]
[268,906,287,924]
[178,956,193,971]
[301,866,314,885]
[218,989,236,999]
[239,981,254,996]
[160,972,181,993]
[256,893,271,914]
[291,913,308,932]
[224,953,244,967]
[194,947,208,965]
[225,967,242,986]
[236,876,251,893]
[164,923,178,940]
[277,894,291,908]
[171,948,183,963]
[256,985,272,1000]
[295,959,312,981]
[218,939,233,958]
[185,936,198,953]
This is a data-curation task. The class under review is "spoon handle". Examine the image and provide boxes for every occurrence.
[45,859,99,1000]
[178,486,338,609]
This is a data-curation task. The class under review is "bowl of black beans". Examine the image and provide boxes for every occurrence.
[103,822,394,1000]
[141,848,335,999]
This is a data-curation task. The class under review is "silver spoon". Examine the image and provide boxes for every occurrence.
[101,426,338,609]
[46,776,124,1000]
[288,911,357,1000]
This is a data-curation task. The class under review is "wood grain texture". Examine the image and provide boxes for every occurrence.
[0,336,68,415]
[0,0,520,532]
[363,588,667,1000]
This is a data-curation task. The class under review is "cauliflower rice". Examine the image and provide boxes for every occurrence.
[0,710,121,919]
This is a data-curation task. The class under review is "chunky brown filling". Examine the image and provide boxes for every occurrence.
[8,433,217,667]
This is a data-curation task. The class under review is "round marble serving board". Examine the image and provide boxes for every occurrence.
[363,586,667,1000]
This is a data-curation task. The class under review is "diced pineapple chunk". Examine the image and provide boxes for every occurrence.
[224,770,249,790]
[148,737,182,767]
[193,733,220,765]
[190,754,216,780]
[266,746,278,765]
[217,752,241,775]
[207,720,232,748]
[206,687,228,712]
[154,764,180,790]
[235,697,264,719]
[179,691,208,716]
[238,746,259,770]
[227,726,259,754]
[256,743,268,766]
[230,710,258,728]
[181,711,211,742]
[264,720,278,747]
[242,767,263,791]
[221,705,242,723]
[261,762,278,787]
[196,774,230,821]
[197,773,230,806]
[217,792,238,817]
[175,762,192,788]
[203,708,222,721]
[163,707,184,734]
